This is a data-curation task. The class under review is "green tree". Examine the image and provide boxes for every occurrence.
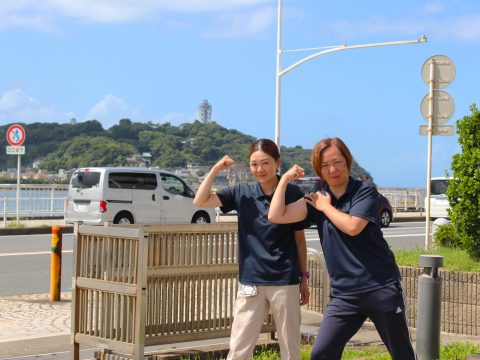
[39,136,138,170]
[446,104,480,260]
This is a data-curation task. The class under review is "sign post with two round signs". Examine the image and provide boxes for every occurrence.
[420,54,456,252]
[5,124,26,223]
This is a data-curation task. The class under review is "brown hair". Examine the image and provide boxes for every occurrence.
[311,137,353,176]
[248,138,280,160]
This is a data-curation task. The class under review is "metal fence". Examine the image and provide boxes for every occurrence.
[0,184,68,222]
[378,187,426,212]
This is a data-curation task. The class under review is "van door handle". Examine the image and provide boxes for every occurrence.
[152,194,155,201]
[163,196,169,200]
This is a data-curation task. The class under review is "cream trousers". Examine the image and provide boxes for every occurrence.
[227,284,301,360]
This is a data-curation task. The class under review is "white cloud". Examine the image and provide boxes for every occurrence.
[84,94,141,128]
[203,7,276,38]
[0,0,271,28]
[0,89,74,124]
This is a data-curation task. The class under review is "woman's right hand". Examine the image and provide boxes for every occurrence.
[213,155,235,172]
[283,164,305,182]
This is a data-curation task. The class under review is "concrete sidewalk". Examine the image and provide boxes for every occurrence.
[1,291,480,359]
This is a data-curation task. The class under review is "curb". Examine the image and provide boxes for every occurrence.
[0,226,74,236]
[393,216,426,222]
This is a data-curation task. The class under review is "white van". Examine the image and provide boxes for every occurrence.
[64,167,217,225]
[426,176,451,219]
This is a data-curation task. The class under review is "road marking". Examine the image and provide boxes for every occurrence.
[0,250,73,257]
[385,233,431,238]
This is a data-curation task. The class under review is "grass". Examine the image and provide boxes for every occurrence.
[178,342,480,359]
[7,221,25,228]
[341,342,480,359]
[394,247,480,272]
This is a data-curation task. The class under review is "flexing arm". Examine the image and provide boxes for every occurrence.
[304,192,368,236]
[193,155,235,208]
[295,230,310,305]
[268,164,308,224]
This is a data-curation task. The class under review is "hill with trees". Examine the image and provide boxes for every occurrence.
[0,119,372,180]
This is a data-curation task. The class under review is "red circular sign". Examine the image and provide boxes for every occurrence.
[6,124,26,146]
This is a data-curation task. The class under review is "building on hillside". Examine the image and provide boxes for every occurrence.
[125,153,152,167]
[226,163,252,185]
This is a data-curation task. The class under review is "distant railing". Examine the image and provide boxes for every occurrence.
[0,184,68,224]
[378,187,426,213]
[0,184,425,225]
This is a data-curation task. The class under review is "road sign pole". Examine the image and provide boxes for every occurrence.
[16,154,21,224]
[425,59,435,250]
[421,55,455,250]
[5,124,26,225]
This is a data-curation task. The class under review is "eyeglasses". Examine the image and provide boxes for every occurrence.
[320,159,346,171]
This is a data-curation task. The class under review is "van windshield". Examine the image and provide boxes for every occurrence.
[71,171,101,189]
[431,179,450,195]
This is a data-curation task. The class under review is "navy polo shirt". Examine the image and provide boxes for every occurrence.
[216,181,308,285]
[307,177,400,297]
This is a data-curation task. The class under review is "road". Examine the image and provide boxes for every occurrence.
[0,233,74,296]
[305,220,428,253]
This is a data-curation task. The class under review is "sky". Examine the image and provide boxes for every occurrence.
[0,0,479,188]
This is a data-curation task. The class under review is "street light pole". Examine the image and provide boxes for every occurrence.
[274,0,427,150]
[275,0,283,148]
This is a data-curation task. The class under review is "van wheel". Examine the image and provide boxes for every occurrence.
[114,212,134,224]
[380,209,391,227]
[192,212,210,224]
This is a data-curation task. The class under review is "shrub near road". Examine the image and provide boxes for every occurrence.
[447,104,480,261]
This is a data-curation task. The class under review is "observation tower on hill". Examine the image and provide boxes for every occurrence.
[198,100,212,123]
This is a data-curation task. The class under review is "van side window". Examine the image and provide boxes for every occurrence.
[71,171,101,189]
[109,173,157,190]
[431,179,449,196]
[161,174,194,197]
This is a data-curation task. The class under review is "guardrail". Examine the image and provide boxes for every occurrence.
[71,223,276,360]
[378,187,426,213]
[0,184,68,225]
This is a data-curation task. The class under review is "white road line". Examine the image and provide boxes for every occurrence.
[385,233,431,238]
[0,250,73,257]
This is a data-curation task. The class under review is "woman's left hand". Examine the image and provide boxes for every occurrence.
[300,277,310,305]
[304,191,331,212]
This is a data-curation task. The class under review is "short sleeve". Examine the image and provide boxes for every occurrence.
[286,183,311,230]
[215,184,238,214]
[349,182,379,224]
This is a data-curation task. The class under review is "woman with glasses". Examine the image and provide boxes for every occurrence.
[193,138,310,360]
[268,137,415,360]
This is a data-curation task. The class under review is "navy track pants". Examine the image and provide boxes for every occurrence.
[310,282,415,360]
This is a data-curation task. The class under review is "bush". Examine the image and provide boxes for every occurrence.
[433,223,462,248]
[447,104,480,261]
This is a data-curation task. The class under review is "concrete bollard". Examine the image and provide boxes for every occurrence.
[50,225,62,302]
[416,255,444,360]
